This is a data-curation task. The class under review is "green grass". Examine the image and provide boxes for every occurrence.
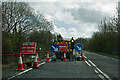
[85,50,119,59]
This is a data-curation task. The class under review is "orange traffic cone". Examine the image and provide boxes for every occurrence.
[63,51,66,61]
[82,50,85,61]
[46,51,50,62]
[33,52,38,68]
[37,52,39,62]
[18,53,24,70]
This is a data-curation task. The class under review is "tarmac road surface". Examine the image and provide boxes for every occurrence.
[2,51,119,80]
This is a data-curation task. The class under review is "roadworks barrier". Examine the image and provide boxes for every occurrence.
[18,53,24,70]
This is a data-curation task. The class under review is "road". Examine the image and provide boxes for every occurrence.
[2,51,119,80]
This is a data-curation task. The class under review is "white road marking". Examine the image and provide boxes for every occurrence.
[96,67,103,74]
[85,61,91,66]
[86,51,117,80]
[103,73,112,80]
[8,76,15,80]
[16,68,33,76]
[98,74,105,80]
[94,70,105,80]
[38,62,46,66]
[96,67,111,80]
[94,70,99,74]
[88,60,97,67]
[96,68,112,80]
[8,61,46,80]
[88,60,112,80]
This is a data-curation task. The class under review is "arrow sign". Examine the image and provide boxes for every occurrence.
[76,46,81,50]
[50,44,59,53]
[74,44,83,52]
[52,46,58,51]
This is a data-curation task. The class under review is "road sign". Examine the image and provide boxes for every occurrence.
[20,42,36,54]
[50,44,59,53]
[74,44,83,52]
[58,44,67,51]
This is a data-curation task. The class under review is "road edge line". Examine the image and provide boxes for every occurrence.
[88,60,97,67]
[88,60,112,80]
[85,61,91,66]
[38,62,46,66]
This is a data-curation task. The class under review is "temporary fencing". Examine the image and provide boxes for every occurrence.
[0,53,19,56]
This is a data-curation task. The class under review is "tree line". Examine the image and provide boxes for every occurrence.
[75,5,119,56]
[2,2,62,54]
[2,2,119,57]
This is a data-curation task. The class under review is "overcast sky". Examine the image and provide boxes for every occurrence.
[24,0,119,39]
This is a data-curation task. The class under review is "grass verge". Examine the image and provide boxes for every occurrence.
[85,50,119,59]
[2,52,54,69]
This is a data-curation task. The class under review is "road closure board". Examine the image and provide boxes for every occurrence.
[20,42,36,54]
[50,44,59,53]
[58,44,67,51]
[74,43,83,52]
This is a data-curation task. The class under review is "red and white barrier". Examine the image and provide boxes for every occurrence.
[63,51,66,61]
[46,51,50,62]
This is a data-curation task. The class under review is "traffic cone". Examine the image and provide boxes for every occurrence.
[63,51,66,61]
[37,52,39,62]
[82,50,85,61]
[18,53,24,70]
[33,52,38,68]
[46,51,50,62]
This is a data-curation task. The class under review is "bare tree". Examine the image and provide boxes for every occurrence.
[2,2,35,53]
[2,2,34,34]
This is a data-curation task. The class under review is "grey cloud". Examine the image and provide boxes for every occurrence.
[65,6,108,24]
[72,9,102,23]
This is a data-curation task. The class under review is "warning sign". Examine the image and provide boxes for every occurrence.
[20,42,36,54]
[58,44,67,51]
